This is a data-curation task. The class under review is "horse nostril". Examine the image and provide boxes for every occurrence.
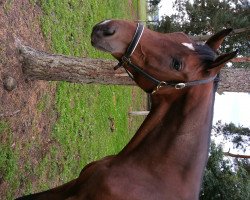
[103,27,116,36]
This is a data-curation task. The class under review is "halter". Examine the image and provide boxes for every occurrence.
[114,23,217,94]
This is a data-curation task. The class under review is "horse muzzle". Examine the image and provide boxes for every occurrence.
[91,20,116,52]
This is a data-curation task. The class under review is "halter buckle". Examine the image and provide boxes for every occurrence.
[121,56,131,65]
[175,83,186,89]
[151,81,167,94]
[114,57,131,70]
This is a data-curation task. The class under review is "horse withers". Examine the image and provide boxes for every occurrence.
[16,20,237,200]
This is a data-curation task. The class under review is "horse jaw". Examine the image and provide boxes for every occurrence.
[91,40,114,53]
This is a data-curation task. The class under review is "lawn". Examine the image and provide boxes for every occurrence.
[40,0,147,188]
[0,0,147,199]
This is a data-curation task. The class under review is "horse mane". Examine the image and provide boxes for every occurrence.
[193,43,220,92]
[194,43,216,67]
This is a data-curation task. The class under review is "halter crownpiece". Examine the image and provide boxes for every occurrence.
[114,23,218,94]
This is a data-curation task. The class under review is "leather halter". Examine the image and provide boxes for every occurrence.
[114,23,217,94]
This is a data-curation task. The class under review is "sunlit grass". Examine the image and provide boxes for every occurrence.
[34,0,146,192]
[0,120,19,199]
[0,1,147,199]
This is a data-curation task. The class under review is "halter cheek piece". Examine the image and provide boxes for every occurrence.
[114,23,217,94]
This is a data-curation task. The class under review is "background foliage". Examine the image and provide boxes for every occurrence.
[155,0,250,67]
[153,0,250,198]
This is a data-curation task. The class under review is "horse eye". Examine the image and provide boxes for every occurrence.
[171,58,182,71]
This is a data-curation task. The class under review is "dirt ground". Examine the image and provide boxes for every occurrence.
[0,0,56,197]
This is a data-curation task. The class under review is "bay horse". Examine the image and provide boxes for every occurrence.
[16,20,237,200]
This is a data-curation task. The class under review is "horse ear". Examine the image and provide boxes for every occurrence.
[205,28,233,51]
[206,50,238,73]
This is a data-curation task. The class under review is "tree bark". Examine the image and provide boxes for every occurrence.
[231,57,250,63]
[16,39,250,93]
[223,152,250,159]
[190,27,250,41]
[129,111,150,116]
[218,68,250,93]
[16,39,133,86]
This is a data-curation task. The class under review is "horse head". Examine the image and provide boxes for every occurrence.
[91,20,237,94]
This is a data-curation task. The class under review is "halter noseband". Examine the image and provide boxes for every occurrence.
[114,23,217,94]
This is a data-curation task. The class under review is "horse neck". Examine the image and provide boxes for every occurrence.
[120,83,216,189]
[149,85,215,162]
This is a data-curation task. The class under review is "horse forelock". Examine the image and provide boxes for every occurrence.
[193,43,216,67]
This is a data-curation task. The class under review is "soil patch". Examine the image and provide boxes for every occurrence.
[0,0,56,197]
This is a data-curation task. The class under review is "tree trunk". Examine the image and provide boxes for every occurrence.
[16,39,133,86]
[223,152,250,159]
[218,68,250,93]
[190,27,250,41]
[231,57,250,63]
[16,39,250,93]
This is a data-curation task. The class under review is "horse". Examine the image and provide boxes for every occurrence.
[16,19,237,200]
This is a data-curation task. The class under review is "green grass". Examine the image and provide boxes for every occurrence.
[51,84,138,182]
[25,0,146,195]
[38,0,147,185]
[0,121,17,182]
[3,0,14,13]
[40,0,138,58]
[37,92,51,112]
[0,1,147,199]
[138,0,147,21]
[0,121,19,199]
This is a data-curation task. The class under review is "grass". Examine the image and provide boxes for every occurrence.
[37,92,51,112]
[0,120,19,199]
[3,0,14,13]
[40,0,139,58]
[0,1,147,199]
[138,0,147,21]
[37,0,147,186]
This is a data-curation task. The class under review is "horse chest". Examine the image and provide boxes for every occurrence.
[76,162,167,200]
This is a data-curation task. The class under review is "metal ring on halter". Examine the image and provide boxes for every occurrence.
[174,83,186,89]
[151,81,167,94]
[121,56,131,65]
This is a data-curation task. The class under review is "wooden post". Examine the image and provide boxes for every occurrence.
[129,111,149,116]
